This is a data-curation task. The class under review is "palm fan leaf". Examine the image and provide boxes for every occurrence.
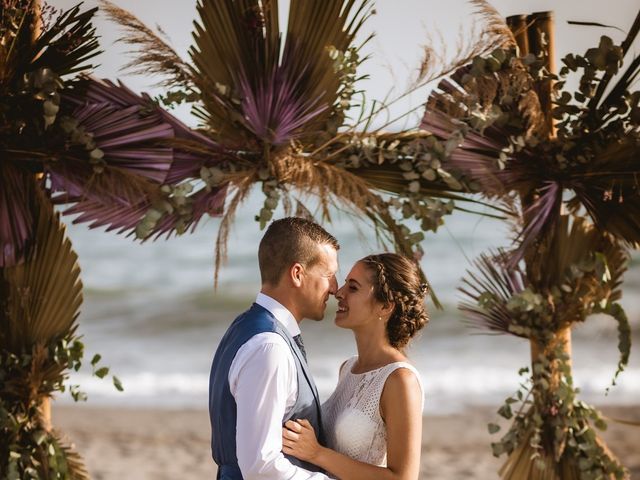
[61,77,195,181]
[49,77,225,235]
[460,215,631,336]
[103,0,371,147]
[1,193,82,352]
[420,17,640,257]
[459,249,526,335]
[568,137,640,248]
[421,57,545,197]
[531,214,628,294]
[187,0,373,147]
[65,76,224,182]
[0,164,39,267]
[30,4,101,78]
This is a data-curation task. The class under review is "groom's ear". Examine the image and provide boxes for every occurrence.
[290,263,304,288]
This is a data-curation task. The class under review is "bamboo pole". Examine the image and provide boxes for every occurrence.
[501,12,567,480]
[525,9,564,394]
[528,11,557,139]
[505,14,529,56]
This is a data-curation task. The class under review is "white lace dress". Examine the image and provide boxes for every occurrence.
[321,356,424,467]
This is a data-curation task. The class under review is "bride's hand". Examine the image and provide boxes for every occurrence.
[282,419,321,462]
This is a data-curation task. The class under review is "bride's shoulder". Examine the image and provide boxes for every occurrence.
[380,365,423,414]
[383,362,423,395]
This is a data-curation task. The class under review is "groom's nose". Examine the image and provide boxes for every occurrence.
[329,275,338,295]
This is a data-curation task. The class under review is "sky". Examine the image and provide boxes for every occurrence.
[49,0,639,129]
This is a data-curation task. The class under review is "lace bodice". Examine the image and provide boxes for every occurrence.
[321,356,424,467]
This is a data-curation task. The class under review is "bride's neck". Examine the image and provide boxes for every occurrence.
[352,327,399,369]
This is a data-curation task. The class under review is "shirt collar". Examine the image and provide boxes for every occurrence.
[255,292,301,337]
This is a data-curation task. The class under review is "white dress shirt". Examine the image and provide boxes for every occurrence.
[228,293,331,480]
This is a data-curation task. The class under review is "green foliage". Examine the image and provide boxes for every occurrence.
[0,328,121,479]
[324,45,368,136]
[136,183,195,239]
[594,302,632,391]
[490,350,628,479]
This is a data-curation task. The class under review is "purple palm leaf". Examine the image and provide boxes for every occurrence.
[509,181,562,266]
[238,65,328,146]
[61,180,227,240]
[421,109,512,196]
[459,250,526,335]
[49,77,224,235]
[0,165,38,268]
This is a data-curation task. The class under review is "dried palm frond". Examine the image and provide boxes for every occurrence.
[51,430,91,480]
[1,192,82,352]
[210,150,391,278]
[30,4,101,77]
[418,8,640,260]
[47,77,224,237]
[1,2,101,266]
[187,0,373,147]
[459,248,526,335]
[0,1,99,83]
[0,163,39,267]
[568,138,640,248]
[460,212,631,357]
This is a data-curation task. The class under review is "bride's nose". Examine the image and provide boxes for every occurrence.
[335,284,345,300]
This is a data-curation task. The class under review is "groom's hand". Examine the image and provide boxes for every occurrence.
[282,419,321,462]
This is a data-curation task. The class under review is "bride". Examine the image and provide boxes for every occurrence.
[282,253,427,479]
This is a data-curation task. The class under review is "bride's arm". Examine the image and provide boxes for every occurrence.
[282,368,423,480]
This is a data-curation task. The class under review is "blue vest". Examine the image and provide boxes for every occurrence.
[209,303,324,479]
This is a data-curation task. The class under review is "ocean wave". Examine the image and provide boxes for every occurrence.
[58,366,640,414]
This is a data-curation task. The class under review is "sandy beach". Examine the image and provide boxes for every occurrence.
[52,404,640,479]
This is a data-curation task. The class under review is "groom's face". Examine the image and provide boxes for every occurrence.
[299,243,339,321]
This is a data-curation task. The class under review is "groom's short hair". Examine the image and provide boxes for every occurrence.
[258,217,339,285]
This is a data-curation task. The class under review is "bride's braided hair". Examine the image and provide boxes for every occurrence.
[361,253,429,349]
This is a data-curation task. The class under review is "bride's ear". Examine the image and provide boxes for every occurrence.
[379,301,394,320]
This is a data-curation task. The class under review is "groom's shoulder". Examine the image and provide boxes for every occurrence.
[230,303,278,333]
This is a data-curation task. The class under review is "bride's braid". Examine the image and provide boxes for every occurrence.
[361,254,429,349]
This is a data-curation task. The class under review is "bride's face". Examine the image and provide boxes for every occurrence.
[334,262,384,329]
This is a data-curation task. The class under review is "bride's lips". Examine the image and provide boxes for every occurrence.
[336,303,348,315]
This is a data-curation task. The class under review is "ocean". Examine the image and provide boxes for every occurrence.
[57,189,640,414]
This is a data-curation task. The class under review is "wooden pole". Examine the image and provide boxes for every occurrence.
[31,0,51,433]
[39,397,52,431]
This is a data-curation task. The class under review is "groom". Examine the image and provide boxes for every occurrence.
[209,217,339,479]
